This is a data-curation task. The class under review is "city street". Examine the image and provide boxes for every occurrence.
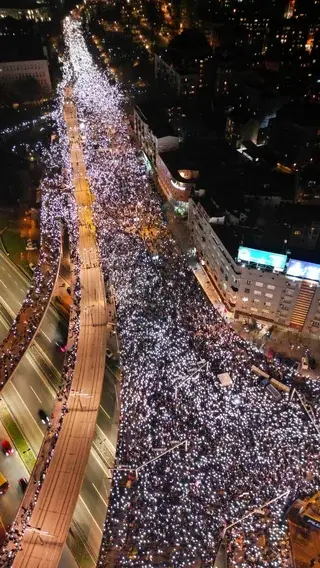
[0,249,116,564]
[0,420,28,528]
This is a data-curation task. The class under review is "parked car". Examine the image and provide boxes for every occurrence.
[38,409,50,425]
[301,357,309,371]
[29,263,36,272]
[2,440,14,456]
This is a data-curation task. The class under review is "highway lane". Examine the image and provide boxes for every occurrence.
[0,421,28,528]
[0,258,117,562]
[0,250,68,365]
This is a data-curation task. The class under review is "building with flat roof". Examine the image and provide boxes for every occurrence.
[157,147,200,208]
[0,33,51,95]
[155,29,212,96]
[189,189,320,338]
[0,1,52,21]
[133,102,180,170]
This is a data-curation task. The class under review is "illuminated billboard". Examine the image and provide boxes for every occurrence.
[287,259,320,281]
[238,246,287,271]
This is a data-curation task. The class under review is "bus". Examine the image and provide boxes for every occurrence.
[0,473,9,495]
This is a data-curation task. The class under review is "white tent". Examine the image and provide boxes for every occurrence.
[218,372,233,387]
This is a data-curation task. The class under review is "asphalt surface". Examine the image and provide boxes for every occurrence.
[0,250,116,563]
[0,421,28,528]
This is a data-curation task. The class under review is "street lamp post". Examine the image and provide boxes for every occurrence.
[213,489,290,565]
[109,440,188,480]
[69,389,92,410]
[25,525,55,546]
[173,359,209,399]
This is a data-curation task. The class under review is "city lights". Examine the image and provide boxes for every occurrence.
[62,17,320,568]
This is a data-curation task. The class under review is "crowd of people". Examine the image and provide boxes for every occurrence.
[0,81,83,566]
[2,13,320,568]
[62,17,320,568]
[0,135,66,387]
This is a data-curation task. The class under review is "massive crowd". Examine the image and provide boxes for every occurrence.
[62,17,320,568]
[1,12,320,568]
[0,76,83,566]
[0,133,65,386]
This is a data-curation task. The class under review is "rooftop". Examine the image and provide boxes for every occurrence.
[159,146,199,184]
[135,102,176,139]
[0,1,49,7]
[0,34,45,62]
[196,200,320,265]
[276,102,320,129]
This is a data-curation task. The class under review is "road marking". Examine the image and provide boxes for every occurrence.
[78,496,103,533]
[27,353,56,398]
[30,385,42,404]
[96,424,116,455]
[41,331,51,342]
[99,404,110,419]
[0,280,7,289]
[5,382,43,438]
[20,287,25,293]
[92,483,108,507]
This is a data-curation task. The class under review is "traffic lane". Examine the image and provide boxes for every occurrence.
[0,247,67,356]
[97,369,118,447]
[79,450,110,530]
[2,380,45,454]
[0,253,29,300]
[35,328,66,371]
[0,422,28,527]
[0,271,25,315]
[59,545,79,568]
[10,355,55,421]
[73,496,102,563]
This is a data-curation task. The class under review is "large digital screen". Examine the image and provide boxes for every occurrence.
[287,259,320,281]
[238,246,287,271]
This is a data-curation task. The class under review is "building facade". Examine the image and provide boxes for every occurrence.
[0,58,51,92]
[188,197,320,338]
[133,105,179,169]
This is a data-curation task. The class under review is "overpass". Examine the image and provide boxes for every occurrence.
[9,93,108,568]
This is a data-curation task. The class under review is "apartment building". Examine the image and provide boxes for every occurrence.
[188,197,320,338]
[0,58,51,92]
[133,103,179,170]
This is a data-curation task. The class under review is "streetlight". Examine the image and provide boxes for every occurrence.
[108,440,188,480]
[213,489,290,565]
[173,359,209,399]
[25,525,55,546]
[289,387,320,437]
[69,389,92,410]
